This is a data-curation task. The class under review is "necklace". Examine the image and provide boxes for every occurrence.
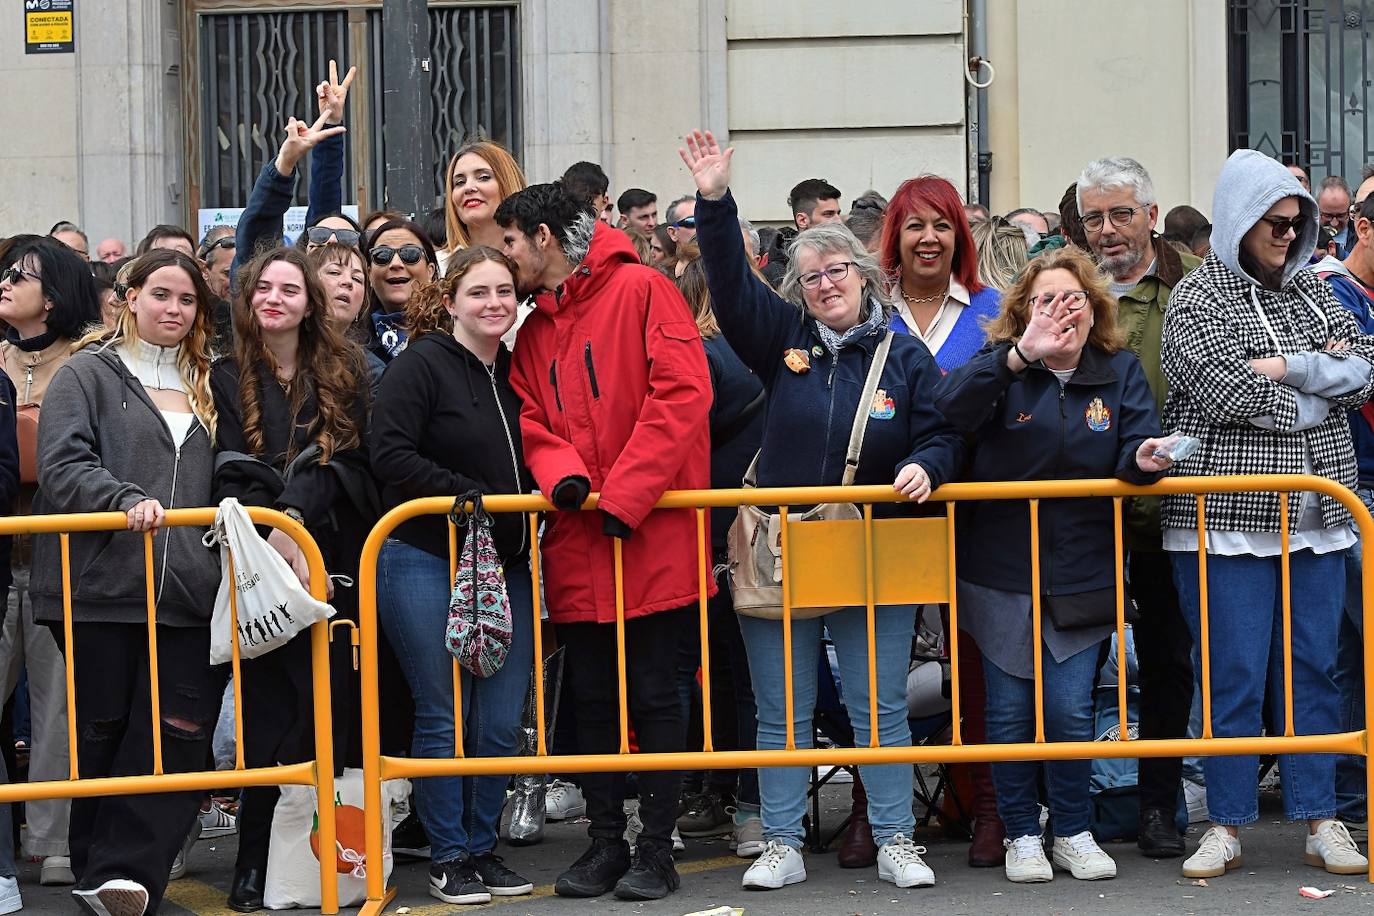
[902,284,949,304]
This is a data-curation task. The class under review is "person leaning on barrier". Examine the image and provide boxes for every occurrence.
[210,246,375,912]
[369,247,537,905]
[680,129,964,893]
[29,249,225,916]
[933,245,1173,885]
[1160,149,1374,880]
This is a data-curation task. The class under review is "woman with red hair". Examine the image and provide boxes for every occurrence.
[881,176,1002,371]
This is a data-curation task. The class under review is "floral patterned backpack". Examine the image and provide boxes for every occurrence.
[445,491,513,677]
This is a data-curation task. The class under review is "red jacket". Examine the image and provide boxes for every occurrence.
[510,223,715,624]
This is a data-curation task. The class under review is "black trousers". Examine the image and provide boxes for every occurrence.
[1129,550,1196,812]
[558,606,691,849]
[66,622,227,913]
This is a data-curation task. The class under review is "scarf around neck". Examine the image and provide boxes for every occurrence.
[813,297,887,355]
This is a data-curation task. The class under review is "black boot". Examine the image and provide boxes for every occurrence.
[227,866,266,912]
[613,840,680,901]
[554,837,632,898]
[1137,806,1185,858]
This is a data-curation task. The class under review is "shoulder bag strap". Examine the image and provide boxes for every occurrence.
[841,330,894,487]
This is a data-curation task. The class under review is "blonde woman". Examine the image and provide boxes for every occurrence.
[971,217,1030,291]
[31,248,222,916]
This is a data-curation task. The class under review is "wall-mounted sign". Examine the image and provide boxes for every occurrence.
[24,0,74,54]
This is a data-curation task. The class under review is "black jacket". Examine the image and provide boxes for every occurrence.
[934,342,1162,595]
[370,332,532,564]
[703,333,764,552]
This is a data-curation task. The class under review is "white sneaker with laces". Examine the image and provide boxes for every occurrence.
[199,802,237,840]
[72,878,149,916]
[545,780,586,821]
[876,833,935,888]
[169,818,201,881]
[1004,834,1052,883]
[732,811,765,858]
[1051,830,1116,880]
[1305,819,1369,875]
[742,840,806,890]
[0,876,20,915]
[1182,825,1242,878]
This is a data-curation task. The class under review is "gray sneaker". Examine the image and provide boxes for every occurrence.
[169,819,202,881]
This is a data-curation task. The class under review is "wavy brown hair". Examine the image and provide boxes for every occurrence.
[74,249,219,437]
[983,244,1124,353]
[442,139,527,252]
[232,247,364,462]
[406,246,522,341]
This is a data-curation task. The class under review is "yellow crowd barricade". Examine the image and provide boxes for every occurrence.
[0,507,342,915]
[356,474,1374,912]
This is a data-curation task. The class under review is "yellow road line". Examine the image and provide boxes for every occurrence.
[162,878,242,916]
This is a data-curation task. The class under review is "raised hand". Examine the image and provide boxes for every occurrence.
[1017,292,1076,362]
[317,59,357,126]
[275,111,347,177]
[678,129,734,201]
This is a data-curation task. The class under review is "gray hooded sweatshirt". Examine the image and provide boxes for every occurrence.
[29,344,220,628]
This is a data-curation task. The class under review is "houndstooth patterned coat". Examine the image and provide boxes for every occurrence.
[1160,252,1374,534]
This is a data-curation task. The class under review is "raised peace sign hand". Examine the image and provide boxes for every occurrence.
[317,59,357,127]
[678,129,734,201]
[275,111,348,178]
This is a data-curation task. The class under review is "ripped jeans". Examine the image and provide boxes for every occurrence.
[64,622,227,913]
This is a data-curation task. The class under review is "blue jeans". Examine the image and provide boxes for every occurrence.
[982,643,1100,839]
[738,604,915,850]
[377,538,534,863]
[1172,548,1342,825]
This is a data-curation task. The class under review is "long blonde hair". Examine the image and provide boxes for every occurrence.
[443,139,527,252]
[74,249,218,438]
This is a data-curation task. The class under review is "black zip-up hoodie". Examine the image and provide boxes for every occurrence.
[371,332,532,564]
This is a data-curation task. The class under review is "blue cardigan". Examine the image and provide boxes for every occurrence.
[889,286,1001,372]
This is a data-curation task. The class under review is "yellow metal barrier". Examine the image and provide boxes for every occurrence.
[356,475,1374,912]
[0,507,341,915]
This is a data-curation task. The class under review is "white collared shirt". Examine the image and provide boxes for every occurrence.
[894,278,971,356]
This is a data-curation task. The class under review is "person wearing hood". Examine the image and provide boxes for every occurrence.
[369,247,536,905]
[31,249,224,916]
[498,181,713,903]
[681,129,964,893]
[1161,149,1374,880]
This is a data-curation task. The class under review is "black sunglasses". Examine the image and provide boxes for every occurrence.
[0,265,40,286]
[307,226,361,247]
[199,236,236,258]
[672,216,697,229]
[370,244,426,266]
[1260,214,1305,239]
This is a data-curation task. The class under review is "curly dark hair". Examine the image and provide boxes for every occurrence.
[494,181,594,253]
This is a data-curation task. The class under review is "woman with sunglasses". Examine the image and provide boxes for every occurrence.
[362,219,439,364]
[210,247,374,911]
[934,246,1170,885]
[231,61,357,284]
[439,139,526,271]
[1161,150,1374,880]
[0,236,101,891]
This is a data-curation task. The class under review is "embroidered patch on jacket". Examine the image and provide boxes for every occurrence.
[783,348,811,373]
[1085,397,1112,432]
[1016,412,1033,423]
[868,388,896,420]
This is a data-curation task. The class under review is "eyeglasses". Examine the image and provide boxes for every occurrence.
[1260,215,1305,238]
[1319,210,1348,224]
[307,226,361,247]
[370,244,426,266]
[671,216,697,229]
[1080,206,1145,233]
[1028,290,1089,309]
[799,262,855,289]
[0,266,40,287]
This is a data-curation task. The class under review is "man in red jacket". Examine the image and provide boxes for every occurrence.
[497,182,714,902]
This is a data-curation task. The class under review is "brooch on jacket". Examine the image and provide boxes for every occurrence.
[783,348,811,374]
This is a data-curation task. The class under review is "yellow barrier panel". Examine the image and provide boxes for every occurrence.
[356,474,1374,912]
[0,508,341,915]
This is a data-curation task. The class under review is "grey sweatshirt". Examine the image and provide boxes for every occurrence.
[29,345,220,628]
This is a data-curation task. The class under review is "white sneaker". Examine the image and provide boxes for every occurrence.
[199,802,237,839]
[876,833,935,888]
[40,855,75,886]
[742,840,806,890]
[1305,819,1369,875]
[545,780,586,821]
[73,879,148,916]
[1004,834,1053,883]
[1183,779,1209,824]
[0,876,20,915]
[1182,825,1242,878]
[732,810,765,858]
[169,819,201,881]
[1051,830,1116,880]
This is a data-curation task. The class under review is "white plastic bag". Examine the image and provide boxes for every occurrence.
[208,497,335,665]
[263,769,407,909]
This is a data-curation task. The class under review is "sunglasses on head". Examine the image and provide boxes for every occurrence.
[1260,214,1305,239]
[672,216,697,229]
[307,226,361,247]
[199,236,236,257]
[370,244,426,266]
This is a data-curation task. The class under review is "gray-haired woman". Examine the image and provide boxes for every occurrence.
[679,130,964,892]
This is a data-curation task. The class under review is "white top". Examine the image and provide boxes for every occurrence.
[160,409,196,446]
[117,339,186,393]
[894,278,970,356]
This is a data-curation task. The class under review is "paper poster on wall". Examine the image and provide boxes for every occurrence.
[197,205,360,248]
[24,0,74,54]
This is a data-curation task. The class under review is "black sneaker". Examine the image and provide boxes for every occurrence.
[393,812,431,860]
[613,840,680,901]
[428,858,491,905]
[677,788,732,837]
[471,852,533,896]
[1137,806,1185,858]
[554,837,632,898]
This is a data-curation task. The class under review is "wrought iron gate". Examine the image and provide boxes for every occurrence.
[1229,0,1374,187]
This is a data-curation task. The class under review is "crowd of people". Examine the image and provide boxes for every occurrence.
[0,59,1372,915]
